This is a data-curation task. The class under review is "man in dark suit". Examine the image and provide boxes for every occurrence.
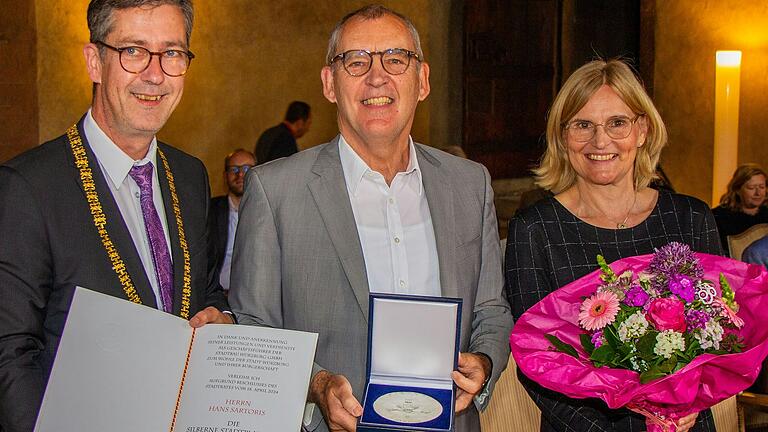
[0,2,232,431]
[254,100,312,164]
[209,149,256,293]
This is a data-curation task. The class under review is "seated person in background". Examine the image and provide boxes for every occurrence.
[712,163,768,256]
[742,234,768,268]
[254,101,311,164]
[505,58,719,432]
[209,149,256,293]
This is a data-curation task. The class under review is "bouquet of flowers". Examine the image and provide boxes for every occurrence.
[511,242,768,431]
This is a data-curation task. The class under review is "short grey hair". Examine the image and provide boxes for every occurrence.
[87,0,194,46]
[325,4,424,65]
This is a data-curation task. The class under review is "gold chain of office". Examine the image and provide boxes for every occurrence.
[66,124,192,319]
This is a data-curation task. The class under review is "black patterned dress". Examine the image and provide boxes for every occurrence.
[505,190,722,432]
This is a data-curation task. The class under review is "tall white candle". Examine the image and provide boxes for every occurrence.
[713,51,742,206]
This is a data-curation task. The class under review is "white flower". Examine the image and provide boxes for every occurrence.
[654,330,685,359]
[618,312,650,342]
[629,355,649,373]
[695,281,717,305]
[694,320,724,350]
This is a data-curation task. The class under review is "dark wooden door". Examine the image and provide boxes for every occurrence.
[463,0,644,179]
[464,0,560,179]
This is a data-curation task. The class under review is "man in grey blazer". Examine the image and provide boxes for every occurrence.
[230,5,512,432]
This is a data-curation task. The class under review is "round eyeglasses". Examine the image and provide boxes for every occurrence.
[564,114,644,142]
[329,48,420,77]
[225,165,254,175]
[96,41,195,77]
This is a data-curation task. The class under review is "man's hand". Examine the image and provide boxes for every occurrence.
[309,370,362,431]
[188,307,235,328]
[451,352,491,412]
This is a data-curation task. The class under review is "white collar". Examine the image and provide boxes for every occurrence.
[338,135,423,197]
[83,109,158,189]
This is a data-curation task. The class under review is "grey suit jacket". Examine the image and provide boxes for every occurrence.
[230,137,512,432]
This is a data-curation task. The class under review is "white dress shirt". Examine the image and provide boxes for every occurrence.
[338,136,440,296]
[218,196,239,291]
[84,110,172,309]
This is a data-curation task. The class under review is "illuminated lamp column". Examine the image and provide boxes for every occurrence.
[712,51,742,206]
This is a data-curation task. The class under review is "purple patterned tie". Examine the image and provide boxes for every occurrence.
[129,163,174,313]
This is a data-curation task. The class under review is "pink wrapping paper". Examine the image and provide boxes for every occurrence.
[510,253,768,428]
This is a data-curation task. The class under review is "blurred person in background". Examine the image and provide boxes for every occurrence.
[712,163,768,256]
[209,149,255,293]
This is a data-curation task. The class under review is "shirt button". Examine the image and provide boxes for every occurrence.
[399,280,406,287]
[135,192,140,199]
[394,236,400,244]
[388,198,394,204]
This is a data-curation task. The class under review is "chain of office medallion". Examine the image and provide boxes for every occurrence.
[67,124,191,319]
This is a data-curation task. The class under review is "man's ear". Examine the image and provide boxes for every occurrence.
[417,62,431,101]
[83,43,103,84]
[321,66,337,103]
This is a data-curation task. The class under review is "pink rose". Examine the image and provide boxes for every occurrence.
[646,297,687,332]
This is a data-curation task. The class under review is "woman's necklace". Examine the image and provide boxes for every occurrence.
[588,190,638,229]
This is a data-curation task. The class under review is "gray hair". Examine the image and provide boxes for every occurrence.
[87,0,194,46]
[325,4,424,65]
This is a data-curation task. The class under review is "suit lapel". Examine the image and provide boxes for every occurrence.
[308,138,371,321]
[155,145,185,316]
[75,121,158,308]
[417,146,458,298]
[216,199,229,267]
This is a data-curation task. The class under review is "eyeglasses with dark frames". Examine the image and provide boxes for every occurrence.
[96,41,195,77]
[225,165,254,175]
[564,114,644,142]
[329,48,421,77]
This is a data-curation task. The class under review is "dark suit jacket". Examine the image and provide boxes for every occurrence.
[208,195,231,277]
[254,123,297,164]
[0,118,228,432]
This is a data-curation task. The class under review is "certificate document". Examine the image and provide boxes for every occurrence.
[34,287,318,432]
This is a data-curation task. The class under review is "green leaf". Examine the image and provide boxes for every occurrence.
[640,366,667,384]
[580,333,595,354]
[657,355,677,373]
[545,334,579,358]
[590,344,616,364]
[636,331,658,361]
[603,325,621,349]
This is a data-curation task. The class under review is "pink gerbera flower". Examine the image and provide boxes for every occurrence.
[579,291,620,331]
[713,298,745,328]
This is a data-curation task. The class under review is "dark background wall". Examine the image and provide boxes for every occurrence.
[2,0,768,204]
[0,0,38,163]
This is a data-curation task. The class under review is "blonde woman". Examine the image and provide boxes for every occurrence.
[505,59,720,432]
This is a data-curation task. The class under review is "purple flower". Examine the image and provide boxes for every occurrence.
[669,274,695,303]
[648,242,704,293]
[624,283,650,307]
[591,330,604,348]
[685,309,710,330]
